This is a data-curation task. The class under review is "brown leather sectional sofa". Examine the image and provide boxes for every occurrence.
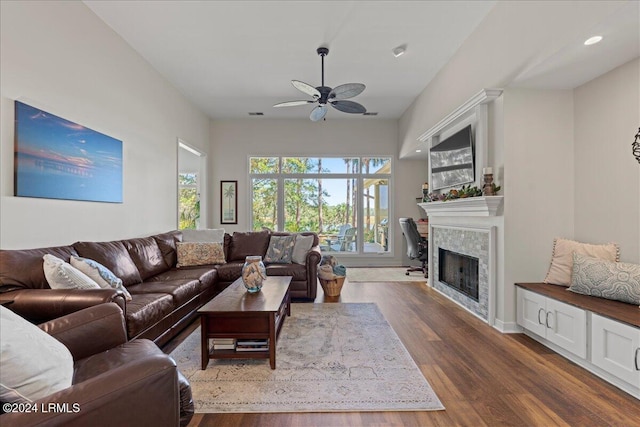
[0,229,321,347]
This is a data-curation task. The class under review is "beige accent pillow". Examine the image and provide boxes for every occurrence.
[176,242,226,267]
[0,306,74,402]
[292,234,314,264]
[544,238,619,286]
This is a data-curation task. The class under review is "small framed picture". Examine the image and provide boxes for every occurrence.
[220,180,238,224]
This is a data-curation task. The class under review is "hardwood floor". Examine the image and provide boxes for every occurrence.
[164,281,640,426]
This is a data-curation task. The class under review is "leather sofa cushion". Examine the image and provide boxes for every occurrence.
[266,263,307,281]
[124,293,174,339]
[152,230,182,268]
[227,230,270,261]
[0,246,78,291]
[74,241,142,286]
[124,237,168,280]
[215,262,243,282]
[127,280,200,306]
[147,267,217,293]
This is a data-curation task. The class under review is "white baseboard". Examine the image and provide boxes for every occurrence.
[493,319,522,333]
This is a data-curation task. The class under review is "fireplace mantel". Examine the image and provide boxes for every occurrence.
[418,196,503,217]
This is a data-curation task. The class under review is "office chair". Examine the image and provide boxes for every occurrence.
[399,217,428,277]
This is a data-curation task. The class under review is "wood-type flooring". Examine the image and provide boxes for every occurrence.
[163,281,640,427]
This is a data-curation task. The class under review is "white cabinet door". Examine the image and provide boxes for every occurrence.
[591,314,640,387]
[516,287,587,358]
[545,298,587,358]
[517,288,546,337]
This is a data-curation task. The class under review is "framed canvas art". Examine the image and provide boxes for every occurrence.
[220,180,237,224]
[14,101,123,203]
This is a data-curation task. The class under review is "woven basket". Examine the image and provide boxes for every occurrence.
[319,276,346,297]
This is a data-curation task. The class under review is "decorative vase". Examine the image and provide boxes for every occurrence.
[241,256,267,293]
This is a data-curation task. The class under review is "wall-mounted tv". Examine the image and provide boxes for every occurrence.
[430,124,474,191]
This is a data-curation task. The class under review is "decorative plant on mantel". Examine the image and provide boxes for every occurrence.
[425,183,501,202]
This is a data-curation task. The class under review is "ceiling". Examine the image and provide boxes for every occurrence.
[85,1,639,121]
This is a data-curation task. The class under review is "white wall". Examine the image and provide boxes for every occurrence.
[209,119,427,266]
[502,88,575,324]
[574,58,640,262]
[0,1,210,249]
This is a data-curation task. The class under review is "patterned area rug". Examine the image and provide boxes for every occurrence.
[170,303,444,413]
[347,267,427,282]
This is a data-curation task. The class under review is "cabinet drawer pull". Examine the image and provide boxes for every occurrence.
[545,311,552,329]
[635,347,639,371]
[538,308,545,325]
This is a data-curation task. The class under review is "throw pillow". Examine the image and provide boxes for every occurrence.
[291,234,314,264]
[181,228,225,243]
[176,242,226,268]
[543,238,619,286]
[70,256,132,301]
[43,254,101,290]
[569,253,640,305]
[0,305,74,403]
[264,235,296,264]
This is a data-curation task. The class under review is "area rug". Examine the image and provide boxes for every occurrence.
[170,303,444,413]
[347,267,427,282]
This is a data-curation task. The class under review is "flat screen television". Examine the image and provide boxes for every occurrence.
[429,124,474,191]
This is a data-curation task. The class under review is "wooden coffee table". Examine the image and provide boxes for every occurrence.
[198,275,292,370]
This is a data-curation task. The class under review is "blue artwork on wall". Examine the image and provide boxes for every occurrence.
[14,101,123,203]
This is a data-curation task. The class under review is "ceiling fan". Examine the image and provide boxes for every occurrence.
[273,47,366,121]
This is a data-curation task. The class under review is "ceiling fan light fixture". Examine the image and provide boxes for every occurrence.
[392,45,406,58]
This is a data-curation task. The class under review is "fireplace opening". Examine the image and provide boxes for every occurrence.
[438,248,479,301]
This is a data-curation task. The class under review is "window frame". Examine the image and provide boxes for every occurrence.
[248,156,394,257]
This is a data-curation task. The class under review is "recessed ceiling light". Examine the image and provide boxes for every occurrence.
[584,36,603,46]
[415,149,422,153]
[392,45,406,58]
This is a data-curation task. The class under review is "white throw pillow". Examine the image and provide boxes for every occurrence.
[0,306,74,402]
[43,254,101,290]
[70,256,132,301]
[543,238,619,286]
[181,228,225,243]
[292,234,314,264]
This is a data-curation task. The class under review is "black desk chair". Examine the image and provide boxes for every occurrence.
[399,217,428,277]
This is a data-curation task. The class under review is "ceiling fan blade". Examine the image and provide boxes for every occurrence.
[273,100,315,108]
[330,100,367,114]
[292,80,321,99]
[310,105,328,122]
[329,83,366,100]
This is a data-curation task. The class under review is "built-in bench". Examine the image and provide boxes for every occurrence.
[515,282,639,399]
[516,282,639,328]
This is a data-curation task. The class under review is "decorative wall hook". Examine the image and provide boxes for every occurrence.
[633,127,640,164]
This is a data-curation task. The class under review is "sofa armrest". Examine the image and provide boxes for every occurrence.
[305,246,322,300]
[0,349,179,427]
[39,303,128,361]
[0,289,126,324]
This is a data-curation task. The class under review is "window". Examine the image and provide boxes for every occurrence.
[249,157,392,255]
[178,172,199,230]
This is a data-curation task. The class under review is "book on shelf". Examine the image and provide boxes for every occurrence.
[236,339,268,346]
[236,339,268,352]
[212,338,236,350]
[235,344,269,352]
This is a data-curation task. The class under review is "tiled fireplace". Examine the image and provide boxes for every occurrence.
[431,225,495,322]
